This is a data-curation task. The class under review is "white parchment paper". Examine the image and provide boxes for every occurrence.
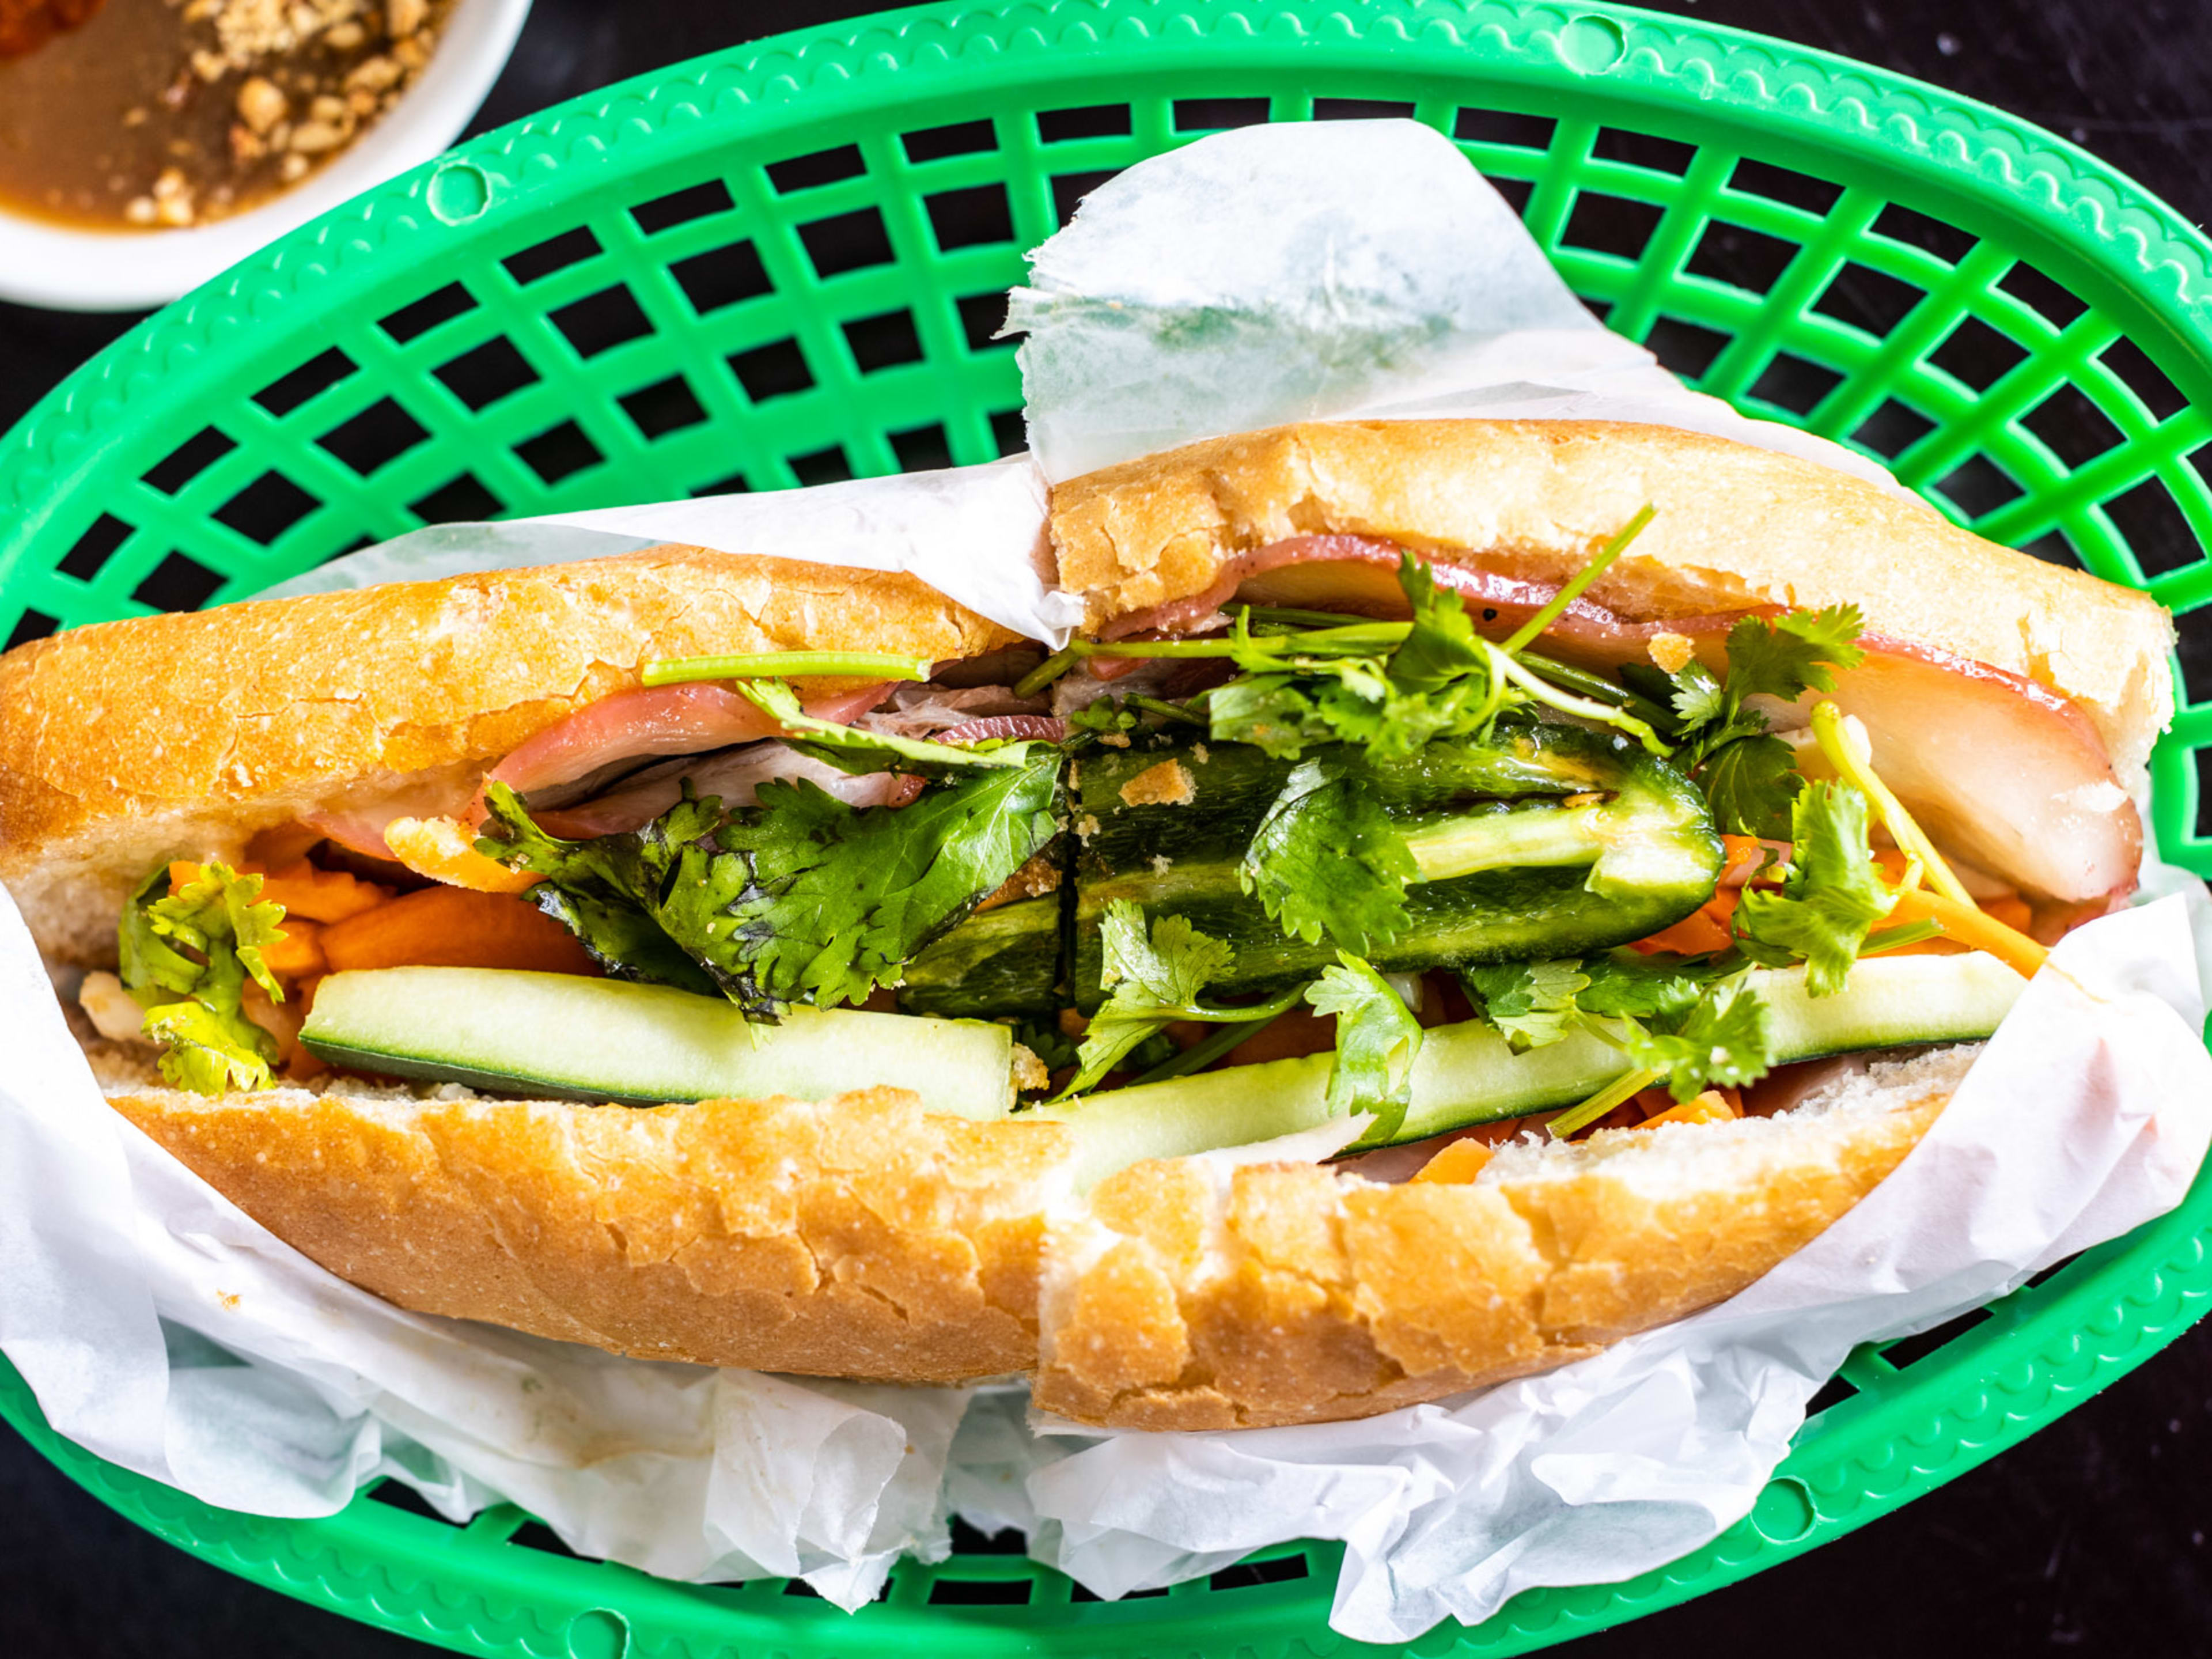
[257,456,1085,647]
[4,881,2207,1629]
[5,118,2209,1639]
[1009,120,1900,492]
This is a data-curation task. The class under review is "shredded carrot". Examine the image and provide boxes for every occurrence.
[169,858,393,922]
[1885,887,2048,978]
[1412,1140,1493,1184]
[317,885,598,976]
[384,815,539,895]
[1638,1088,1741,1130]
[255,862,392,923]
[1632,888,1740,955]
[257,921,326,980]
[1718,835,1772,883]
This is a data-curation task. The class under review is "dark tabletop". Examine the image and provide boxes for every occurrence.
[4,1,2209,1653]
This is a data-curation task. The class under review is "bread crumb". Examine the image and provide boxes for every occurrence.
[1190,743,1210,764]
[1647,631,1695,675]
[1150,854,1173,876]
[1100,731,1130,748]
[1118,759,1196,807]
[1010,1044,1049,1092]
[1074,813,1101,841]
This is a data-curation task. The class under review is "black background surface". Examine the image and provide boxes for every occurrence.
[3,1,2209,1653]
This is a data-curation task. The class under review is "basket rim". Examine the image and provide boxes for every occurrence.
[3,3,2210,1657]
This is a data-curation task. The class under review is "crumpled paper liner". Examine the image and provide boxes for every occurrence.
[1007,120,1900,493]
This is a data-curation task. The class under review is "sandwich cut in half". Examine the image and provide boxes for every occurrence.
[0,419,2174,1429]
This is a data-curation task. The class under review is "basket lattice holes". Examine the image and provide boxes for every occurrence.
[7,79,2210,1653]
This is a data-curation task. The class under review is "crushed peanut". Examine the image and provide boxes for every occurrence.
[1118,759,1198,808]
[0,0,450,230]
[1647,631,1696,675]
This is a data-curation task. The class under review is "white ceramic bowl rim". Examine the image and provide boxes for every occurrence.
[0,0,531,313]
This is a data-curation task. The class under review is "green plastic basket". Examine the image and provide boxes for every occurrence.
[5,2,2211,1653]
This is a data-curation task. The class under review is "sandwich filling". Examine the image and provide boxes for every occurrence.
[87,528,2130,1176]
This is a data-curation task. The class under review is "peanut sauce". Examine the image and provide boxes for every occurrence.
[0,0,449,231]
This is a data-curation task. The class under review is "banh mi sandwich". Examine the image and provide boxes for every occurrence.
[3,420,2172,1430]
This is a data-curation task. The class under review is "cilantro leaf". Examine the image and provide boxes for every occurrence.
[1736,781,1894,995]
[480,750,1063,1018]
[1616,972,1775,1103]
[734,679,1036,778]
[1461,959,1590,1051]
[1699,731,1803,840]
[1062,901,1240,1096]
[1206,673,1344,759]
[1389,554,1487,693]
[141,1000,279,1094]
[117,862,285,1094]
[1306,954,1424,1140]
[1578,948,1740,1021]
[1724,605,1866,706]
[1238,757,1415,955]
[1664,660,1729,732]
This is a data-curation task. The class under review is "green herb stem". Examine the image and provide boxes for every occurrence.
[1858,918,1945,956]
[1545,1065,1661,1139]
[1126,1009,1294,1086]
[645,650,935,686]
[1012,646,1085,699]
[1142,986,1311,1026]
[1502,502,1658,654]
[1808,700,1977,908]
[1491,646,1671,756]
[1123,695,1207,726]
[1516,649,1673,728]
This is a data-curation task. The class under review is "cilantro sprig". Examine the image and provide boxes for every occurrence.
[480,750,1063,1020]
[1016,511,1670,763]
[118,862,287,1094]
[1624,607,1866,839]
[1735,779,1896,994]
[1057,901,1303,1097]
[1308,955,1425,1142]
[1237,757,1417,955]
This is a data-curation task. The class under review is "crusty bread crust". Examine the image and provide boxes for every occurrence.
[1033,1086,1945,1429]
[103,1058,1949,1421]
[0,548,1017,964]
[1050,421,2175,785]
[109,1082,1072,1383]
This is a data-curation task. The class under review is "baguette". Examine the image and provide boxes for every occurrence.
[3,417,2160,1424]
[0,547,1017,965]
[1050,419,2173,788]
[99,1046,1961,1423]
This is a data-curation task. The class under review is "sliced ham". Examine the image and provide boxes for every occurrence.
[1757,639,2139,904]
[535,746,923,839]
[461,681,889,829]
[1105,535,2139,904]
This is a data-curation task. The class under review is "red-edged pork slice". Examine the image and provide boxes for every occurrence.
[535,745,923,839]
[462,681,889,828]
[1756,639,2139,904]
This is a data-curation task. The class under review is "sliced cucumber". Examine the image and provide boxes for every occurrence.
[900,893,1063,1018]
[1069,722,1723,1006]
[300,968,1016,1116]
[1031,953,2024,1187]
